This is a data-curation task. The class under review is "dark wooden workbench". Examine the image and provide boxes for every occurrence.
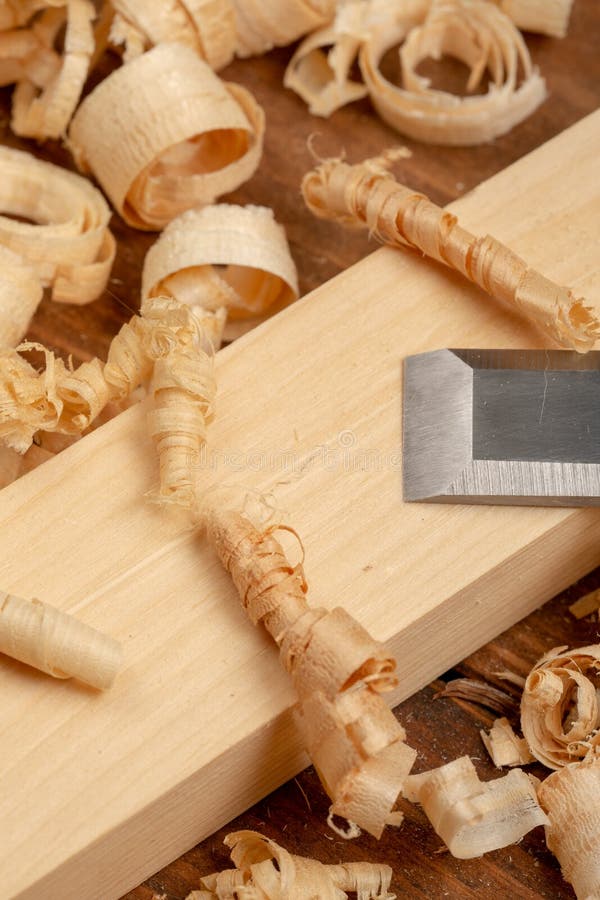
[2,3,599,897]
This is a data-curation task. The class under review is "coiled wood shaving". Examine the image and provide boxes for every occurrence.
[142,204,299,340]
[494,0,574,38]
[284,2,370,118]
[0,297,217,506]
[0,20,60,89]
[521,645,600,769]
[109,0,237,70]
[200,500,416,838]
[142,297,217,507]
[359,0,548,145]
[233,0,336,59]
[0,590,122,689]
[189,830,394,899]
[0,145,115,304]
[403,756,548,858]
[11,0,96,141]
[68,43,265,230]
[302,151,599,351]
[286,0,547,144]
[0,245,42,347]
[537,758,600,900]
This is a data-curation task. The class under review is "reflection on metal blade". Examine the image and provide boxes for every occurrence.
[403,349,600,506]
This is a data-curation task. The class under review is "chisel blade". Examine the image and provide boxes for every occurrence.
[402,349,600,506]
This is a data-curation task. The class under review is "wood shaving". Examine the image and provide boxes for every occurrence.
[110,0,237,70]
[480,717,534,767]
[537,758,600,900]
[143,297,217,508]
[359,0,547,145]
[521,645,600,769]
[302,152,599,351]
[0,145,115,305]
[494,0,574,38]
[188,829,395,899]
[233,0,336,59]
[284,4,369,118]
[403,756,548,858]
[569,589,600,620]
[11,0,96,141]
[0,246,42,347]
[0,590,122,689]
[68,43,265,230]
[0,297,216,505]
[199,499,416,838]
[436,677,519,717]
[142,204,299,340]
[0,21,60,89]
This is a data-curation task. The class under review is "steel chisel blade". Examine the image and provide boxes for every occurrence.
[402,349,600,506]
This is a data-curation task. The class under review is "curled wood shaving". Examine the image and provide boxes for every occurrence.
[0,22,60,89]
[0,296,215,505]
[0,590,122,689]
[68,43,265,230]
[142,297,217,507]
[0,246,42,348]
[480,717,534,768]
[233,0,336,59]
[283,0,422,118]
[302,152,599,351]
[0,145,115,305]
[11,0,96,141]
[359,0,547,145]
[110,0,237,70]
[537,758,600,900]
[199,499,416,838]
[0,0,62,30]
[436,677,519,717]
[521,645,600,770]
[142,204,299,341]
[569,589,600,620]
[494,0,574,38]
[189,830,395,899]
[403,756,548,858]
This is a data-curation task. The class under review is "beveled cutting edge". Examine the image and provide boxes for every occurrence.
[403,349,600,507]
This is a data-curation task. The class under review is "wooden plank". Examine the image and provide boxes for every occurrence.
[1,110,599,900]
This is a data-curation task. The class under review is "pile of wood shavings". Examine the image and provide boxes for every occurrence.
[0,2,594,899]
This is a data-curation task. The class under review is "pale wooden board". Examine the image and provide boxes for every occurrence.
[2,111,600,899]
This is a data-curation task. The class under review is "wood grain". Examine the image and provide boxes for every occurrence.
[0,6,598,899]
[1,106,600,900]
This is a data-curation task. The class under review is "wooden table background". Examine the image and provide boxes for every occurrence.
[1,4,599,898]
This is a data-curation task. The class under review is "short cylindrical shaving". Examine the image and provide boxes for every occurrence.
[0,591,123,689]
[142,204,299,339]
[69,43,265,230]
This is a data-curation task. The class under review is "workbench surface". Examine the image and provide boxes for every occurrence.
[1,4,599,898]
